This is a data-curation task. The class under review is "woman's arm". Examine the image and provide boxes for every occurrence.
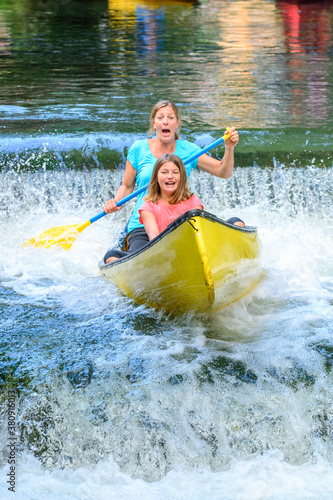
[197,127,239,178]
[103,160,137,213]
[140,211,160,241]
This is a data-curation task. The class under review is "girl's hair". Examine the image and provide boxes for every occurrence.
[148,100,181,139]
[145,153,192,205]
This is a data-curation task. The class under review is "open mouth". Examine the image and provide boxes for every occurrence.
[162,128,171,134]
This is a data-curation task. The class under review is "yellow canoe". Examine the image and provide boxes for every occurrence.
[99,209,263,314]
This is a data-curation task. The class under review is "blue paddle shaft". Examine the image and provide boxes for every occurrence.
[89,135,227,225]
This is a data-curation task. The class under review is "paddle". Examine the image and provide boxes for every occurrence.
[23,131,231,250]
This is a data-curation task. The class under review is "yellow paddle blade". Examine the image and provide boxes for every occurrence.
[223,127,231,141]
[22,220,91,250]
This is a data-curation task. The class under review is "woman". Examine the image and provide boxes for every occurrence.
[103,99,240,264]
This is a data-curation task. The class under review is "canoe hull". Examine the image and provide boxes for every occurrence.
[99,210,263,314]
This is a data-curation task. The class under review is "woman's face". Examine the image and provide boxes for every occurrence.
[152,106,179,143]
[157,161,180,195]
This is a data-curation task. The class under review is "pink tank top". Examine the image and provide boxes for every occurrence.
[139,195,203,233]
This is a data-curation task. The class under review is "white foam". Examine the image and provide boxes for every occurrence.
[1,450,333,500]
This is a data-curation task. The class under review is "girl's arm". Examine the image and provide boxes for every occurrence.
[140,210,160,241]
[103,160,137,213]
[196,127,239,179]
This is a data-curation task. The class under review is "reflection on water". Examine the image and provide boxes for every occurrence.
[1,0,333,129]
[277,0,333,121]
[278,0,332,54]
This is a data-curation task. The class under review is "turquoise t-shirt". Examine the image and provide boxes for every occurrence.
[126,139,202,233]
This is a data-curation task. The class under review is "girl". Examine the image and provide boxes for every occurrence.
[103,154,244,264]
[139,153,203,241]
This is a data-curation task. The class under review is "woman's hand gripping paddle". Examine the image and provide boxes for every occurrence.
[23,131,231,250]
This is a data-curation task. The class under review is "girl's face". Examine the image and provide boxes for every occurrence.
[152,106,179,143]
[157,161,180,195]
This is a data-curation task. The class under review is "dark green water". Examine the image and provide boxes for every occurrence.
[1,0,333,172]
[0,1,333,498]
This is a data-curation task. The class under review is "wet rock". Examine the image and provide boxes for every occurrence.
[311,342,333,373]
[60,360,94,389]
[195,355,257,385]
[267,364,315,390]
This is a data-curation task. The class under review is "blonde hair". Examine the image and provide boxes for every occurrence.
[145,153,192,205]
[148,100,181,139]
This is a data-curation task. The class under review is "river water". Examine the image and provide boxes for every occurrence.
[0,0,333,499]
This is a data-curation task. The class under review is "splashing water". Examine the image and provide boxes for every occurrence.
[1,146,332,498]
